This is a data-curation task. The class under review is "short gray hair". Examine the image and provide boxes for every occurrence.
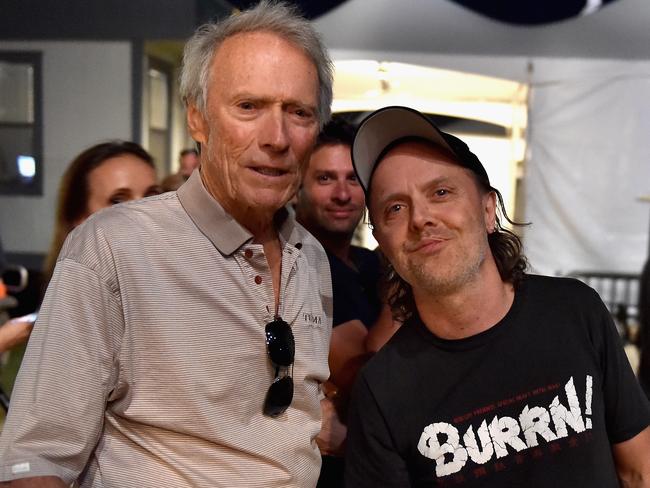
[180,1,333,128]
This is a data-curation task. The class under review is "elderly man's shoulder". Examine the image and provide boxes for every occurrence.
[83,192,182,235]
[61,193,185,261]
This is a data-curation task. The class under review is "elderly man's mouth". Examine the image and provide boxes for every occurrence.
[251,167,288,177]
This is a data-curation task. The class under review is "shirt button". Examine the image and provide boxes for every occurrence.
[244,249,253,259]
[254,275,263,284]
[295,243,302,250]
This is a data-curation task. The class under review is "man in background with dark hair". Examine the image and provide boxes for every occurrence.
[345,106,650,487]
[295,117,399,487]
[161,148,200,192]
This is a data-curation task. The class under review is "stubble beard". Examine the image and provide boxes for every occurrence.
[406,244,486,298]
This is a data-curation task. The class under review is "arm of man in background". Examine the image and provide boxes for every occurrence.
[365,304,401,353]
[327,318,371,393]
[0,318,33,353]
[318,310,401,457]
[317,318,369,457]
[613,426,650,487]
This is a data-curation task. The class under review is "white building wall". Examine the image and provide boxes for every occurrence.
[0,41,132,256]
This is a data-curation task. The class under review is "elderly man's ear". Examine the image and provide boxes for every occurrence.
[187,104,208,146]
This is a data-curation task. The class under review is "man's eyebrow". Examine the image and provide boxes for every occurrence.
[284,99,318,112]
[374,176,454,206]
[375,191,408,208]
[233,92,316,108]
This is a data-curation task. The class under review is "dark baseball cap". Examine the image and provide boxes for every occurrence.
[351,106,490,196]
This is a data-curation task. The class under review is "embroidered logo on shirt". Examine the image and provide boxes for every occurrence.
[303,312,323,327]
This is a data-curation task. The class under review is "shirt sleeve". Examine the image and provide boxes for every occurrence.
[345,373,411,487]
[0,253,123,483]
[593,290,650,443]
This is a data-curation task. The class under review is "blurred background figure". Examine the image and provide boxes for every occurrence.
[0,234,27,355]
[161,147,199,192]
[638,259,650,397]
[294,116,400,487]
[0,140,159,410]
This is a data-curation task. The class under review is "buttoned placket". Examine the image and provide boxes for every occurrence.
[238,241,302,324]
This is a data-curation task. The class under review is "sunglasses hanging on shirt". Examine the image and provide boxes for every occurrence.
[263,317,295,417]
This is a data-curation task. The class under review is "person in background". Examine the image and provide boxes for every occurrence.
[161,147,200,192]
[0,140,160,355]
[345,106,650,487]
[294,117,400,486]
[0,2,334,487]
[179,148,200,178]
[0,234,27,354]
[44,140,161,283]
[637,259,650,397]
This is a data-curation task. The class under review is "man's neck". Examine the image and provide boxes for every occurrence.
[414,261,515,340]
[200,166,279,242]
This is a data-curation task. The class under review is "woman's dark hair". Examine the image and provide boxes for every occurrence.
[43,141,155,284]
[378,178,529,323]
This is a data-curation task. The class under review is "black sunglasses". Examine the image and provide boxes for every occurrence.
[263,318,295,417]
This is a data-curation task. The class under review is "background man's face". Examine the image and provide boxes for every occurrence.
[179,152,199,177]
[370,141,496,296]
[187,31,320,218]
[296,143,365,237]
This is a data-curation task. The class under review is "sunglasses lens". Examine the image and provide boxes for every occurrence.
[263,375,294,417]
[265,319,295,366]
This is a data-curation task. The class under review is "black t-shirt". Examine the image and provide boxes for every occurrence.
[327,246,382,328]
[346,275,650,487]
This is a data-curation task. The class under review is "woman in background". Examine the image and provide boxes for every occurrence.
[0,140,160,353]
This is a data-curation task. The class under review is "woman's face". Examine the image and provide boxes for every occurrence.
[82,154,160,220]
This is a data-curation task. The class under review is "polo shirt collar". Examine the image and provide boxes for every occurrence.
[177,170,300,255]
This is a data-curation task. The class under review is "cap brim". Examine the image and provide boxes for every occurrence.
[352,106,453,193]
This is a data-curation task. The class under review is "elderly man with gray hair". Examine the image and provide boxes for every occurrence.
[0,2,334,487]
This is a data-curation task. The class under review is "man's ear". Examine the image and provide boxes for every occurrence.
[484,190,497,233]
[187,104,208,146]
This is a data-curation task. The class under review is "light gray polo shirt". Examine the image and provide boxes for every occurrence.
[0,171,333,487]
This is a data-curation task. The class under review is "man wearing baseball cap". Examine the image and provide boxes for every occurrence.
[345,106,650,486]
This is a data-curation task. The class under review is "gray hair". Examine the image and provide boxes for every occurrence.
[180,1,333,128]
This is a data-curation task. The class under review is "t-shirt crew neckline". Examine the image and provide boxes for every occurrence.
[412,277,527,352]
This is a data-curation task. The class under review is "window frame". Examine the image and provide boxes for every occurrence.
[0,51,43,195]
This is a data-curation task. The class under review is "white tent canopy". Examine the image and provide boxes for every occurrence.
[316,0,650,275]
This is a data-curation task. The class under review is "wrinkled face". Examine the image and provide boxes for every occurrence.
[179,152,199,177]
[369,141,496,297]
[84,154,160,219]
[187,31,320,222]
[295,143,365,237]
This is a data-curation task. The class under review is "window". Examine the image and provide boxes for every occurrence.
[146,58,172,176]
[0,52,42,195]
